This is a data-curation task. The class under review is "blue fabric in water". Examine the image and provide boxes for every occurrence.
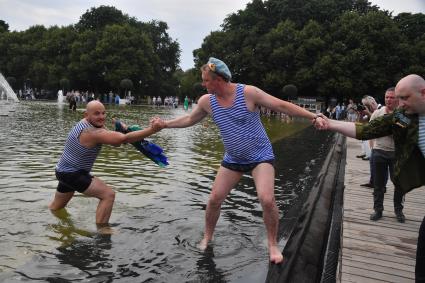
[114,120,169,167]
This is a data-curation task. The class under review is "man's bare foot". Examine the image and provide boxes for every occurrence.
[97,224,117,235]
[269,245,284,264]
[198,238,209,251]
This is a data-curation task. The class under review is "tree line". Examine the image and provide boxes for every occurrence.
[193,0,425,103]
[0,6,180,100]
[1,1,425,103]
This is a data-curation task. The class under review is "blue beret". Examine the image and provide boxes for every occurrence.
[207,57,232,81]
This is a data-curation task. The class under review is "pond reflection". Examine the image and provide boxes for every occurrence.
[0,101,333,282]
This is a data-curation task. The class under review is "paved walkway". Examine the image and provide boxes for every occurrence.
[339,137,425,282]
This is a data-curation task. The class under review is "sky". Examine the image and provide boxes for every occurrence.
[0,0,424,71]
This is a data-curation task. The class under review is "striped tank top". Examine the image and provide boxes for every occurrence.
[419,114,425,157]
[210,83,275,164]
[56,120,102,172]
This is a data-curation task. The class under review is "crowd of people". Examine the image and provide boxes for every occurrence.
[61,90,194,112]
[325,97,380,122]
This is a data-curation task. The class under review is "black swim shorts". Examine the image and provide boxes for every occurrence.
[55,170,93,193]
[221,159,275,173]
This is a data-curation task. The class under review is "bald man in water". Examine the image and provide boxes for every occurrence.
[49,101,161,224]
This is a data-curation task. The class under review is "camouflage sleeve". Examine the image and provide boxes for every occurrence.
[355,113,394,140]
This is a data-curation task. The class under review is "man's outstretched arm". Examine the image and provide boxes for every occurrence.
[318,118,357,138]
[159,95,209,129]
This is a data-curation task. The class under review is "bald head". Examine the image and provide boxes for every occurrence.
[396,74,425,95]
[86,100,105,113]
[84,100,106,127]
[395,74,425,114]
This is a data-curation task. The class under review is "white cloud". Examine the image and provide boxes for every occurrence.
[369,0,425,15]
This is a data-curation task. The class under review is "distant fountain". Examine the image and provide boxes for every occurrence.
[57,90,64,104]
[0,73,19,102]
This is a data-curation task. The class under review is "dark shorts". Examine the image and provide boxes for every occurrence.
[55,170,93,193]
[221,159,275,173]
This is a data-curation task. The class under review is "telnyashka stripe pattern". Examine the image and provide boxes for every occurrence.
[419,115,425,157]
[210,84,274,164]
[56,120,102,172]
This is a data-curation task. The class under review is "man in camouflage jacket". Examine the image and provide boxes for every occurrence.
[317,74,425,282]
[354,109,425,194]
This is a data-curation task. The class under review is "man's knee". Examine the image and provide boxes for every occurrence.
[48,199,66,211]
[104,188,116,202]
[258,194,276,209]
[208,194,224,208]
[48,202,59,211]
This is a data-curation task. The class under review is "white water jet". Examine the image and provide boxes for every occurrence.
[0,73,19,102]
[57,90,64,104]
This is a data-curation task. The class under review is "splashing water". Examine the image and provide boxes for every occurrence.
[0,73,19,102]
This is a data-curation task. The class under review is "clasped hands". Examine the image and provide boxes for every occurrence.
[312,114,329,130]
[150,117,167,131]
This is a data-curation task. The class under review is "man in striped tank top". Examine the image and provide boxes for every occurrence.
[154,57,325,264]
[317,74,425,281]
[50,100,161,226]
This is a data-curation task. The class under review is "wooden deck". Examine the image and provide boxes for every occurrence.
[339,137,425,283]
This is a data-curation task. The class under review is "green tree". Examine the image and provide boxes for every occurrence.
[0,6,181,97]
[394,13,425,42]
[194,0,418,102]
[282,84,298,99]
[140,20,180,98]
[0,20,9,33]
[60,78,70,92]
[76,6,128,31]
[120,78,133,97]
[178,68,202,100]
[327,10,405,99]
[95,24,156,92]
[6,76,16,88]
[42,26,77,90]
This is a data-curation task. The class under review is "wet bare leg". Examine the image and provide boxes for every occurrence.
[263,201,283,263]
[83,177,116,224]
[252,163,284,264]
[199,166,242,251]
[49,191,74,211]
[198,200,222,250]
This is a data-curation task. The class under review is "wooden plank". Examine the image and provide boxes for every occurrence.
[343,222,419,239]
[342,259,414,279]
[341,267,412,283]
[343,249,415,266]
[342,254,414,272]
[343,231,417,250]
[343,237,415,259]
